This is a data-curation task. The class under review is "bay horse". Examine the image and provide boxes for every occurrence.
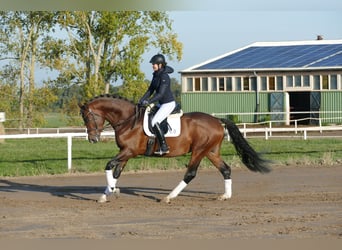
[79,94,270,203]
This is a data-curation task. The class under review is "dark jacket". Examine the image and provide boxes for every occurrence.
[139,66,175,105]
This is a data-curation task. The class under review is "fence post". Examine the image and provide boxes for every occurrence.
[67,134,72,171]
[269,121,272,137]
[243,123,246,138]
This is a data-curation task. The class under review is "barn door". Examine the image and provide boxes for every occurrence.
[270,92,284,123]
[310,92,321,125]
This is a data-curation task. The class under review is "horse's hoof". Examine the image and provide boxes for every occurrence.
[162,196,171,204]
[97,194,107,203]
[218,194,231,201]
[113,188,120,198]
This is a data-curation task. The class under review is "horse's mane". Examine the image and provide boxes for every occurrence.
[83,94,135,106]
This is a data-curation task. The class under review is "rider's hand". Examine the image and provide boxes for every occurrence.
[141,100,149,106]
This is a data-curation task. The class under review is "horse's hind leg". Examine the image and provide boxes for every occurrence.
[163,154,203,203]
[206,150,232,200]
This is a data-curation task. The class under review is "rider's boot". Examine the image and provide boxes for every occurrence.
[153,122,169,155]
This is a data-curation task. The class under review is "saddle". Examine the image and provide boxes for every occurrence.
[143,104,183,156]
[143,103,183,137]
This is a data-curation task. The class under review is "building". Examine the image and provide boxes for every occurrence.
[180,39,342,125]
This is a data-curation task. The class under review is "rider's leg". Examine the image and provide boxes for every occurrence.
[152,122,169,155]
[151,101,176,155]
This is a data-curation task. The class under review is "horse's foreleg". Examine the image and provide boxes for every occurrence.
[163,161,200,203]
[98,158,126,203]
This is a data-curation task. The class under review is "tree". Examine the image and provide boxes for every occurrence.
[56,11,183,100]
[0,11,58,128]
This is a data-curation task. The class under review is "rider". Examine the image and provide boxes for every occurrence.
[138,53,176,155]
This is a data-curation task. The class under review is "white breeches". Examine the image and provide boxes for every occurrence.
[151,101,176,127]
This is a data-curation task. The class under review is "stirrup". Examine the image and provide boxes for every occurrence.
[154,148,169,155]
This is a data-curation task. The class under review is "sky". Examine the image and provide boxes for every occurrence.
[141,10,342,81]
[1,0,341,85]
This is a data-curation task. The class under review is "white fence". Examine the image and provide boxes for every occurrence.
[228,124,342,140]
[0,131,115,171]
[1,124,342,170]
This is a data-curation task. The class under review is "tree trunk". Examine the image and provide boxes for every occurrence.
[27,38,36,128]
[105,83,110,93]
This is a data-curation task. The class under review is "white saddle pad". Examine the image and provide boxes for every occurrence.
[143,104,182,137]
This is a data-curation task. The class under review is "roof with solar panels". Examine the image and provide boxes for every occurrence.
[181,39,342,72]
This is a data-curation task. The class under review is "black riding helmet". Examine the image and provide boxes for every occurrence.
[149,54,166,66]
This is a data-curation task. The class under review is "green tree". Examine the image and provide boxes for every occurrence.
[56,11,182,100]
[170,77,181,104]
[0,11,58,128]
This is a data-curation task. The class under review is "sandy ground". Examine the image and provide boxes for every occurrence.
[0,165,341,239]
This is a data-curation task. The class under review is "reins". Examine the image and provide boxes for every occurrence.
[82,97,145,135]
[111,105,142,130]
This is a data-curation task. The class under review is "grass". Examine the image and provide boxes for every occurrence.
[44,112,68,128]
[0,137,341,177]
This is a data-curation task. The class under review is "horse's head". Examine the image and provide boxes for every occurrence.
[79,103,105,143]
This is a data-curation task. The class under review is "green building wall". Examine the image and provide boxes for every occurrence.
[320,91,342,124]
[181,91,342,124]
[181,92,270,123]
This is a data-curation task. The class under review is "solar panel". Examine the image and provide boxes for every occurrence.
[194,42,342,70]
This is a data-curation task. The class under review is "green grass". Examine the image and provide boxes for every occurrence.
[0,138,341,177]
[44,113,68,128]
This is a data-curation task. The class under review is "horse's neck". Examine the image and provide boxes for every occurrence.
[103,101,136,124]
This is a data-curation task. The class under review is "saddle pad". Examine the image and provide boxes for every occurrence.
[143,104,182,137]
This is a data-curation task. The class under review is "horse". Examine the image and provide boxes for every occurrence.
[79,94,271,203]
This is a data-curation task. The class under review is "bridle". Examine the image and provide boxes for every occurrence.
[82,105,142,136]
[82,108,103,138]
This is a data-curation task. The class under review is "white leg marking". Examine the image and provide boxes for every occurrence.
[218,179,232,201]
[163,180,187,203]
[105,170,117,189]
[97,170,118,203]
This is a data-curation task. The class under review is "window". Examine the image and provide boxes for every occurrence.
[313,75,320,90]
[295,75,301,87]
[303,75,310,87]
[250,77,257,91]
[186,78,193,91]
[226,77,232,91]
[211,77,217,91]
[322,75,329,89]
[269,76,275,90]
[330,75,337,89]
[243,77,249,91]
[261,77,267,91]
[194,78,200,91]
[219,77,225,91]
[286,76,293,87]
[235,77,241,91]
[276,76,283,90]
[202,77,208,91]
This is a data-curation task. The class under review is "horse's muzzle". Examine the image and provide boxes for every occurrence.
[88,135,100,143]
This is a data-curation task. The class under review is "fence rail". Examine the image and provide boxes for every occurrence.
[0,131,115,171]
[1,124,342,171]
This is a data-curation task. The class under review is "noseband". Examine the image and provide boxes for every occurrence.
[82,109,103,137]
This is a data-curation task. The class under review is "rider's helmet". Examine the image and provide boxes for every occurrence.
[149,54,166,66]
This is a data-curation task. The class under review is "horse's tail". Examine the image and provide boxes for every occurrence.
[220,118,271,173]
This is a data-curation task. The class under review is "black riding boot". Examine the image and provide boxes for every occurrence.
[153,122,169,155]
